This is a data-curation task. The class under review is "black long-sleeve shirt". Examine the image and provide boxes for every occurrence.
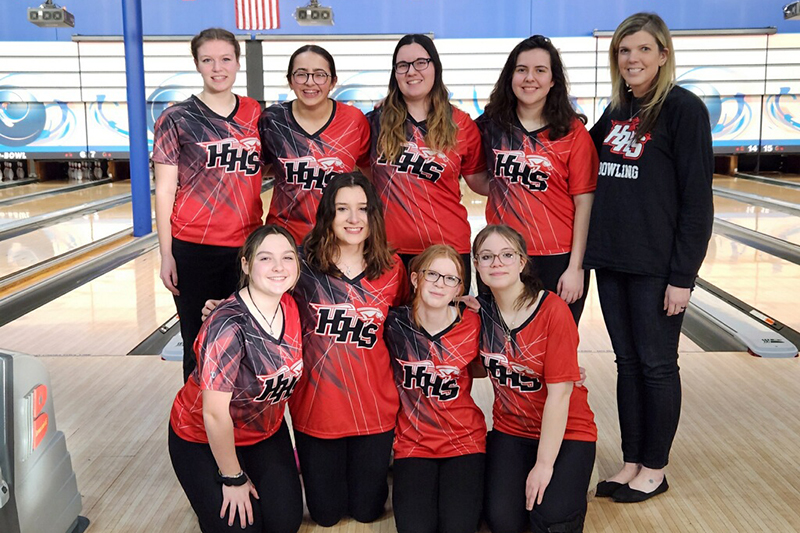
[584,85,714,288]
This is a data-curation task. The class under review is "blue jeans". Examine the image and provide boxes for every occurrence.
[595,269,683,469]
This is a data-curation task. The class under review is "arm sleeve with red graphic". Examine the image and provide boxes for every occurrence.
[392,259,410,306]
[354,110,372,170]
[456,111,487,175]
[195,316,245,393]
[542,299,582,384]
[152,112,180,166]
[566,122,599,196]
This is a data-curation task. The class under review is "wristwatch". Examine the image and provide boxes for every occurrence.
[215,470,248,486]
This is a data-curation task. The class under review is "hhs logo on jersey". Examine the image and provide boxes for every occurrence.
[480,351,542,392]
[400,360,460,401]
[492,149,552,191]
[280,154,347,191]
[200,137,261,175]
[379,137,447,182]
[311,303,382,348]
[603,119,651,160]
[255,360,303,403]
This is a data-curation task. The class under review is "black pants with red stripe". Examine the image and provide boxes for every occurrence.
[293,429,394,527]
[393,453,485,533]
[168,421,303,533]
[171,238,240,382]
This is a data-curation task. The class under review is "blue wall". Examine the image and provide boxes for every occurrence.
[1,0,797,41]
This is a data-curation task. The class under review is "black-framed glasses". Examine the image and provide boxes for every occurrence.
[421,269,461,287]
[292,70,331,84]
[394,57,432,74]
[475,251,519,267]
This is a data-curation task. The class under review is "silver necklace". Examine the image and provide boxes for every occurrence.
[247,286,280,336]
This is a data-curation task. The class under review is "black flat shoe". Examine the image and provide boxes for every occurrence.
[595,480,625,498]
[612,477,669,503]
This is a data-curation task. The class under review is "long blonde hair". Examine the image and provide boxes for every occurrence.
[377,34,458,163]
[608,12,676,137]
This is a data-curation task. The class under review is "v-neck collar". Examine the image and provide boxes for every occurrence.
[289,99,337,138]
[193,94,240,121]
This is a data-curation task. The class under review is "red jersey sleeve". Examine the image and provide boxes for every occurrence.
[355,110,372,170]
[542,299,582,384]
[566,120,599,196]
[152,111,180,166]
[455,108,486,176]
[392,258,410,306]
[195,317,245,393]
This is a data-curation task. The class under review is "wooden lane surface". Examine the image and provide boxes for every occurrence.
[0,180,69,200]
[0,180,132,221]
[42,350,800,532]
[714,195,800,246]
[0,202,136,278]
[700,233,800,331]
[714,176,800,205]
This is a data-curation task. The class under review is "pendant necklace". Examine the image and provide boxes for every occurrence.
[247,285,280,336]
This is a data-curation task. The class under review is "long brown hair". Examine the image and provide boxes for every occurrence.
[190,28,240,63]
[408,245,464,328]
[483,35,586,140]
[302,172,395,280]
[472,225,543,310]
[608,12,676,137]
[377,34,458,163]
[239,224,300,289]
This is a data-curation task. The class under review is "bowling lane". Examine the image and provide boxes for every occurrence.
[714,195,800,247]
[0,180,70,201]
[714,176,800,205]
[699,233,800,332]
[0,247,176,355]
[0,180,132,223]
[0,202,139,278]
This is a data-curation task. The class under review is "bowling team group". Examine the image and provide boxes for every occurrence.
[152,10,714,533]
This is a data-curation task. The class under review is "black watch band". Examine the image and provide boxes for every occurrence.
[215,470,248,486]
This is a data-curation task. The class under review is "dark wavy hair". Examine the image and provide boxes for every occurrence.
[190,28,240,63]
[239,224,300,289]
[286,44,337,83]
[377,34,457,162]
[483,35,585,140]
[302,172,395,280]
[472,224,543,310]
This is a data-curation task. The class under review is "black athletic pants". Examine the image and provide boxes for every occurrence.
[476,252,589,325]
[400,253,472,296]
[393,454,485,533]
[293,429,394,527]
[168,421,303,533]
[484,430,595,533]
[171,238,240,382]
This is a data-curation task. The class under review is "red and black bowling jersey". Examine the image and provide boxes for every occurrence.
[289,256,408,438]
[385,306,486,459]
[475,116,598,255]
[153,95,263,247]
[366,106,486,254]
[260,101,371,244]
[477,291,596,442]
[170,292,303,446]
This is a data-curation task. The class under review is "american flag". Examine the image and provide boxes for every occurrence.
[235,0,280,30]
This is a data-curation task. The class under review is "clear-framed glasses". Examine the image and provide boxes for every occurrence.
[421,269,461,287]
[292,70,331,84]
[475,251,519,267]
[394,57,432,74]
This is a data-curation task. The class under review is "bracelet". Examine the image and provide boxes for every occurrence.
[215,470,248,486]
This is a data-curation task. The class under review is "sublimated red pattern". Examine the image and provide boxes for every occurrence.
[477,291,597,442]
[170,293,303,446]
[261,101,370,245]
[153,95,263,247]
[476,116,598,255]
[385,306,486,459]
[289,256,408,438]
[367,106,485,254]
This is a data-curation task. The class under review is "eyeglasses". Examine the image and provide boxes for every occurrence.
[421,269,461,287]
[475,251,519,267]
[292,70,331,84]
[394,57,432,74]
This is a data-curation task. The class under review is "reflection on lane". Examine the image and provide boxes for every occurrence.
[0,180,70,201]
[700,234,800,332]
[714,177,800,205]
[0,180,132,221]
[714,196,800,247]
